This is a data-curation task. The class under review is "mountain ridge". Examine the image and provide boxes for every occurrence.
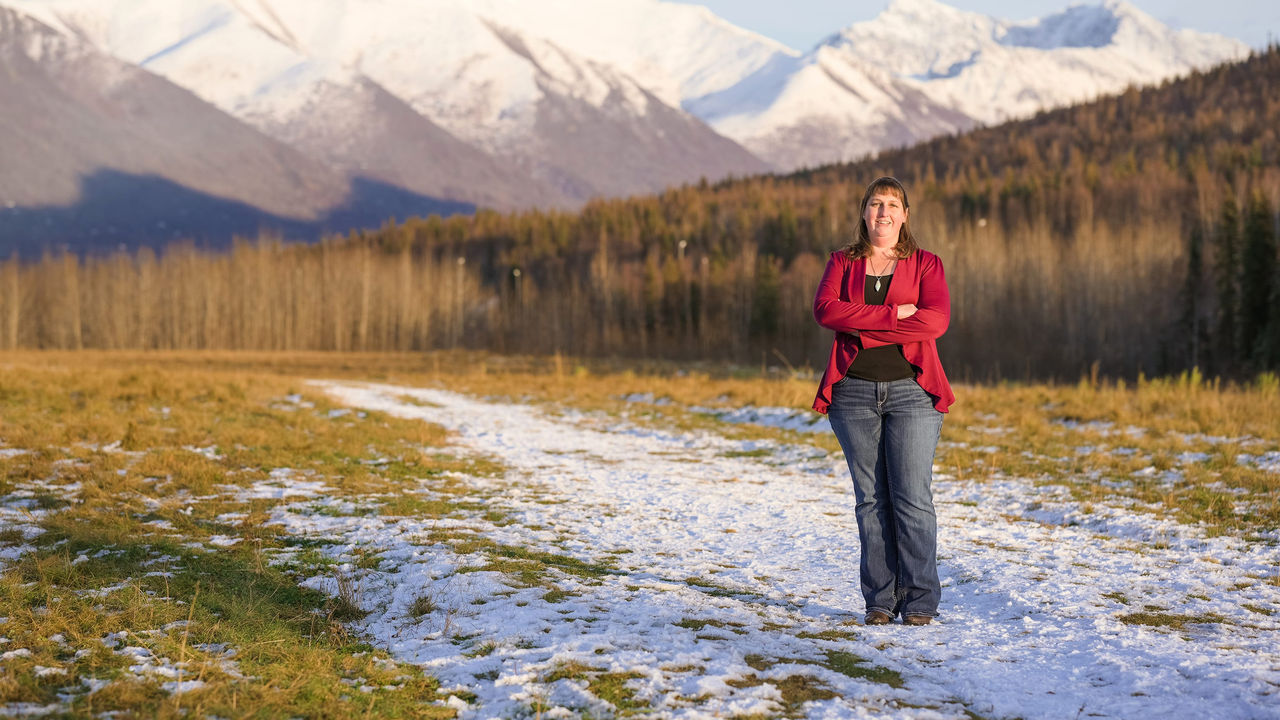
[0,4,478,254]
[0,6,347,216]
[10,0,769,208]
[703,0,1248,168]
[0,0,1253,253]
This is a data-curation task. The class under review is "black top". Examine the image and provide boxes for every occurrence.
[844,273,915,381]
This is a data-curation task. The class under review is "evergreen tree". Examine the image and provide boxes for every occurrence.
[749,255,781,338]
[1258,281,1280,371]
[1214,196,1240,371]
[1240,191,1277,367]
[1180,222,1206,369]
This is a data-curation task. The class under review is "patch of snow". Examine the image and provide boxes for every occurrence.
[1055,418,1116,432]
[234,472,328,501]
[0,483,66,567]
[1237,451,1280,473]
[708,405,830,434]
[109,640,204,694]
[621,392,672,406]
[77,581,133,599]
[161,679,205,694]
[182,445,223,460]
[966,425,1013,435]
[1174,432,1264,447]
[140,554,181,567]
[100,632,127,649]
[0,703,62,717]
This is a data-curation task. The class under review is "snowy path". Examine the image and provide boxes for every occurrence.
[286,381,1280,719]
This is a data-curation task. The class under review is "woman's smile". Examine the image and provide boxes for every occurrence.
[864,192,907,246]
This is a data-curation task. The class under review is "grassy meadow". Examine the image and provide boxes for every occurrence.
[0,351,1277,717]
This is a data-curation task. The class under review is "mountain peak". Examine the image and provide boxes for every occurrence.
[883,0,954,12]
[1100,0,1148,18]
[878,0,978,23]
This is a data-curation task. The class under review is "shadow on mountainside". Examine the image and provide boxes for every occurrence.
[0,170,475,258]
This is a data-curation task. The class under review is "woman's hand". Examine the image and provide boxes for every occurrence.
[897,303,918,319]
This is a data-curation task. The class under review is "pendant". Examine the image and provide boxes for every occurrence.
[874,278,882,292]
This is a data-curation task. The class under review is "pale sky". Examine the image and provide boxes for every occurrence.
[666,0,1278,51]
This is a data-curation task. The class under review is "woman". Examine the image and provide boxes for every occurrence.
[812,176,954,626]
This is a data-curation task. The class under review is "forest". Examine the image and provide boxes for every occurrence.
[2,47,1277,381]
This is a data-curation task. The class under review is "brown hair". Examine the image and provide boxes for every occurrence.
[842,176,919,260]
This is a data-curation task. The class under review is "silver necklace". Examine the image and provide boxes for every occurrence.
[868,255,894,292]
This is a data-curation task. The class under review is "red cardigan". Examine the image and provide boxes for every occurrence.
[811,248,955,414]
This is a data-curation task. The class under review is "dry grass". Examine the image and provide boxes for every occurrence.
[1116,611,1228,630]
[725,672,838,717]
[6,350,1277,536]
[541,662,649,715]
[0,354,494,718]
[941,373,1279,534]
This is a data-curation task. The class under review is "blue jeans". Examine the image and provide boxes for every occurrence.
[828,376,944,618]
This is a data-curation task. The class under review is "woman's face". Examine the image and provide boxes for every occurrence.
[863,191,908,247]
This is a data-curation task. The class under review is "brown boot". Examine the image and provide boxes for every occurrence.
[864,610,893,626]
[903,615,933,626]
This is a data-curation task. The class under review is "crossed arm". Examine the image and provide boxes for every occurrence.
[812,255,898,334]
[811,252,950,347]
[860,255,950,348]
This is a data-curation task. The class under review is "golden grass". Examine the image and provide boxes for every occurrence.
[725,672,838,717]
[941,375,1279,534]
[16,349,1270,432]
[5,349,1276,535]
[0,354,493,718]
[1116,611,1228,630]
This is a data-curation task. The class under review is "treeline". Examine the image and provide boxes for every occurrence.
[2,48,1279,380]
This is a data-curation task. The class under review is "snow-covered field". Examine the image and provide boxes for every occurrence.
[258,381,1280,719]
[1,378,1276,718]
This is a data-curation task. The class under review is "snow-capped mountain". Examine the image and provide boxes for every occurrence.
[9,0,769,206]
[687,45,973,171]
[698,0,1249,169]
[456,0,796,111]
[303,0,771,198]
[839,0,1247,126]
[1,4,495,254]
[0,6,347,228]
[0,0,1253,248]
[5,0,570,209]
